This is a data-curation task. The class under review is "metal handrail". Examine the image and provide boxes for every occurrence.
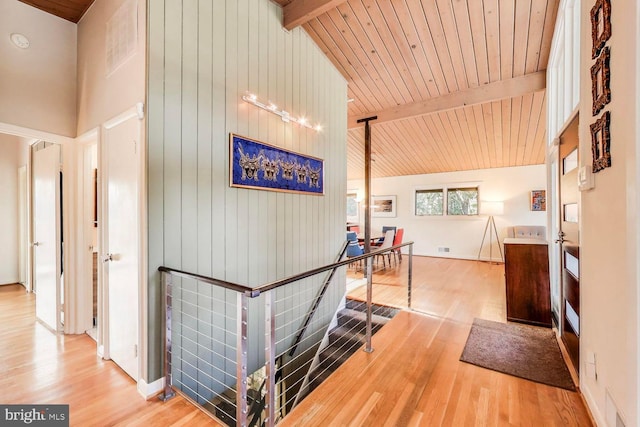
[289,240,350,357]
[158,241,414,297]
[159,240,414,427]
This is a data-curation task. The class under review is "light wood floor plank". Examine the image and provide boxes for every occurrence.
[1,256,594,426]
[0,284,221,427]
[282,257,594,426]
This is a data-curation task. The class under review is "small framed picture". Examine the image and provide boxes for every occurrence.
[590,0,611,59]
[591,46,611,116]
[530,190,546,212]
[590,111,611,173]
[372,195,397,218]
[346,191,359,223]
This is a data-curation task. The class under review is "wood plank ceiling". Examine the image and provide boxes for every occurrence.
[18,0,95,23]
[22,0,558,178]
[274,0,559,179]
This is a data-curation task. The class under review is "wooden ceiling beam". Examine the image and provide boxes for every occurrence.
[348,71,547,129]
[283,0,348,30]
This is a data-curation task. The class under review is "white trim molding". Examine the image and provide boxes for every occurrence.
[137,377,164,400]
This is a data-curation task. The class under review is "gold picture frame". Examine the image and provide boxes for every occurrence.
[590,0,611,59]
[591,46,611,116]
[590,111,611,173]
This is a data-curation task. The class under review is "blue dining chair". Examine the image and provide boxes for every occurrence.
[346,232,364,268]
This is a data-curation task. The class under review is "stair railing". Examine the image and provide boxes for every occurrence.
[288,240,349,357]
[158,240,414,427]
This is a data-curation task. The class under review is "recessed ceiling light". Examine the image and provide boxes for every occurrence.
[10,33,30,49]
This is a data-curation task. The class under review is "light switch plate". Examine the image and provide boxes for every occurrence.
[578,165,595,191]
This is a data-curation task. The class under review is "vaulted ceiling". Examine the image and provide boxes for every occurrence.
[23,0,558,179]
[275,0,559,179]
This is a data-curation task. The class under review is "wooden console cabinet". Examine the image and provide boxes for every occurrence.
[504,238,552,327]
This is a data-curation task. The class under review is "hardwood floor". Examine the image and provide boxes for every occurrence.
[282,257,594,426]
[1,257,594,426]
[0,284,221,427]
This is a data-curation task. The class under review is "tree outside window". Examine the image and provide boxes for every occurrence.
[415,189,444,216]
[447,187,478,215]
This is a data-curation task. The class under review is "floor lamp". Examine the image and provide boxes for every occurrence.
[477,201,504,263]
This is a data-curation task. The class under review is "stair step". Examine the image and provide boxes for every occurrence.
[345,299,399,318]
[318,344,358,370]
[300,300,400,400]
[328,325,367,347]
[337,308,390,328]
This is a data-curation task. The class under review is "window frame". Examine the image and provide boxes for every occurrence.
[414,183,480,218]
[414,188,444,216]
[446,186,479,216]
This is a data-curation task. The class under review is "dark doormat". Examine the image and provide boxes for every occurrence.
[460,318,576,391]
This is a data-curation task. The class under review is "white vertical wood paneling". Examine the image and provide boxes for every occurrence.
[147,0,347,381]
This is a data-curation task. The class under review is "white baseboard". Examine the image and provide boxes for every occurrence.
[581,383,606,426]
[137,377,165,400]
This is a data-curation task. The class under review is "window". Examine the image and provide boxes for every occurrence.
[447,187,479,215]
[415,189,444,216]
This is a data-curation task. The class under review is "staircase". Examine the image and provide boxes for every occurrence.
[209,299,398,425]
[305,298,398,394]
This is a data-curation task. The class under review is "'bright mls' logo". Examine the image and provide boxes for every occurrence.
[1,405,68,426]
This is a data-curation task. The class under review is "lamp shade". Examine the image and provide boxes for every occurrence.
[481,201,504,216]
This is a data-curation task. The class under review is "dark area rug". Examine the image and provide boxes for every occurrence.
[460,318,576,391]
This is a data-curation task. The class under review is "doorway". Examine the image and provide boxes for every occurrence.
[80,138,99,342]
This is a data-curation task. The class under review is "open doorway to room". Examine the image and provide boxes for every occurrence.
[80,137,99,341]
[0,134,30,291]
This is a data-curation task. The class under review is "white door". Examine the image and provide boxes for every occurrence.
[103,112,141,380]
[33,144,61,331]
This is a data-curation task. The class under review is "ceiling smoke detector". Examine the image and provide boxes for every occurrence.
[10,33,30,49]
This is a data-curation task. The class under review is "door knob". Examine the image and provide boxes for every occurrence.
[32,242,41,247]
[554,231,566,244]
[103,253,113,263]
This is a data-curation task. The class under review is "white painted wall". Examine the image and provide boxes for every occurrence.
[578,1,639,426]
[0,1,76,136]
[348,165,547,261]
[76,0,146,135]
[0,134,28,284]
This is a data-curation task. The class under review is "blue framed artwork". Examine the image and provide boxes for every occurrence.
[230,134,324,195]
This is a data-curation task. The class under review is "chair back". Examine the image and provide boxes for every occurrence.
[346,231,358,242]
[379,229,395,250]
[393,228,404,246]
[347,241,364,257]
[377,226,396,244]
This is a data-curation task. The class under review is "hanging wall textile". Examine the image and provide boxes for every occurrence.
[230,133,324,195]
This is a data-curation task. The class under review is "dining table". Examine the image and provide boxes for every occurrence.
[356,233,384,246]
